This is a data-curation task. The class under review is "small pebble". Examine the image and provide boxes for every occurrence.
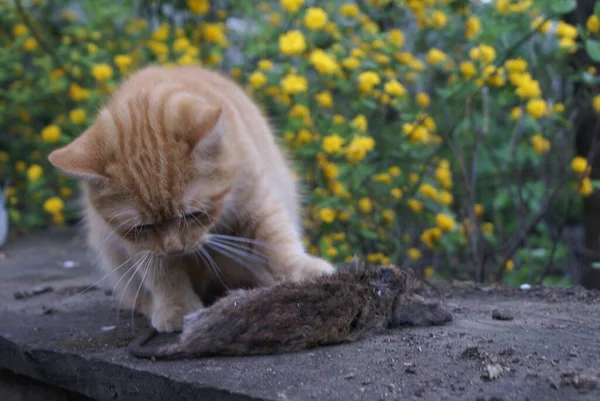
[63,260,78,269]
[101,325,116,331]
[492,309,514,321]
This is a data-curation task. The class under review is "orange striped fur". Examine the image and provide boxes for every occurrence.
[49,66,334,333]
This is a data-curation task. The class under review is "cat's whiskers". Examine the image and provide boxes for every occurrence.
[93,215,136,267]
[208,236,269,263]
[59,255,134,305]
[197,247,229,289]
[130,253,155,330]
[205,240,267,277]
[116,252,151,319]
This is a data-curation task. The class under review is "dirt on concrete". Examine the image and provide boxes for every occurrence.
[1,228,599,401]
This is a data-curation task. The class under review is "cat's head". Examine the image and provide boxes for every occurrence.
[48,68,238,257]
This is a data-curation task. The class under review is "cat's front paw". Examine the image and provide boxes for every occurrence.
[290,254,335,282]
[151,296,203,333]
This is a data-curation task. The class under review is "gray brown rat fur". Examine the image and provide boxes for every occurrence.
[128,257,452,360]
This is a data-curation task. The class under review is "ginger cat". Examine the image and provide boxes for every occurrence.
[48,65,334,333]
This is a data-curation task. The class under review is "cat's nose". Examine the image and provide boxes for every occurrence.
[162,236,185,255]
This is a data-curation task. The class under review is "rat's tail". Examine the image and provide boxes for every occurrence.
[127,328,188,360]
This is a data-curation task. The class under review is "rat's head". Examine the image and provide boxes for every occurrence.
[390,268,452,327]
[48,68,238,257]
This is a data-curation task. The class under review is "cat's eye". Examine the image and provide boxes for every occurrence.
[130,223,154,235]
[182,211,207,221]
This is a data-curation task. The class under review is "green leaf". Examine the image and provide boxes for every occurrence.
[551,0,576,14]
[585,40,600,62]
[360,229,378,240]
[595,2,600,19]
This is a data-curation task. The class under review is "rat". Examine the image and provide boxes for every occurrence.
[128,257,452,360]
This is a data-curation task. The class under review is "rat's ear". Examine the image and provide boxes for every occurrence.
[347,255,362,273]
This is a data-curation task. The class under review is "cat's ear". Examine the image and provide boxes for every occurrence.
[190,105,225,154]
[48,130,106,182]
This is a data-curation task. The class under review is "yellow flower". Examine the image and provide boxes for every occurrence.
[187,0,210,15]
[556,21,578,40]
[436,213,456,232]
[391,188,403,199]
[351,115,368,132]
[319,207,336,223]
[384,80,407,97]
[465,15,480,40]
[281,73,307,94]
[114,54,133,71]
[436,190,453,206]
[322,162,339,180]
[460,61,477,79]
[342,57,360,70]
[69,109,87,124]
[531,134,551,154]
[23,38,38,51]
[381,209,395,224]
[504,259,514,273]
[419,183,438,199]
[358,198,373,213]
[13,24,28,37]
[510,107,522,120]
[279,30,306,56]
[424,266,434,280]
[333,114,345,124]
[91,64,113,81]
[304,7,328,30]
[579,178,594,196]
[309,49,340,75]
[407,198,423,213]
[43,197,64,214]
[482,222,494,236]
[332,232,346,241]
[389,166,401,176]
[526,99,546,119]
[505,58,528,73]
[60,187,73,197]
[41,125,61,143]
[345,136,375,163]
[340,3,359,17]
[593,95,600,113]
[554,103,565,113]
[27,164,43,181]
[322,134,345,154]
[388,29,405,47]
[469,44,496,64]
[249,71,267,88]
[407,248,422,261]
[289,104,311,124]
[358,71,381,93]
[327,247,338,257]
[15,161,27,173]
[372,173,392,184]
[315,91,333,108]
[559,38,577,53]
[258,59,273,71]
[587,15,600,33]
[173,37,191,52]
[426,48,446,64]
[571,156,589,176]
[280,0,304,13]
[421,228,442,249]
[431,11,447,28]
[201,23,227,45]
[416,92,430,109]
[531,16,551,33]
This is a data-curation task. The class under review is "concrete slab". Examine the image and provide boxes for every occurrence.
[1,228,599,401]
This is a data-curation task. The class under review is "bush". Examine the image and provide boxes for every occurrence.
[2,0,600,285]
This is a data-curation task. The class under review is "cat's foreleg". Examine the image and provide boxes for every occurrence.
[245,189,335,282]
[142,262,204,333]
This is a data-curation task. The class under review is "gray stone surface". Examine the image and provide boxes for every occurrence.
[1,228,599,401]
